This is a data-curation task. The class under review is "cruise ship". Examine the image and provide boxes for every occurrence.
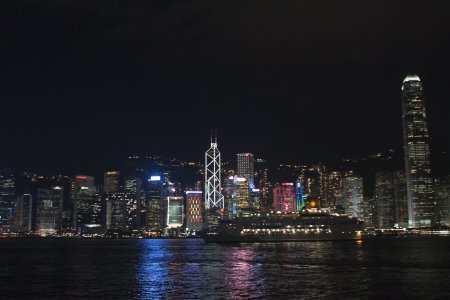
[203,209,364,242]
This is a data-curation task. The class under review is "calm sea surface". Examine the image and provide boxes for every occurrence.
[0,237,449,299]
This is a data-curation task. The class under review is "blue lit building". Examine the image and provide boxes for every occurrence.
[295,180,304,211]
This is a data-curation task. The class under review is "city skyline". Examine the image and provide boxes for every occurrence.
[1,2,449,299]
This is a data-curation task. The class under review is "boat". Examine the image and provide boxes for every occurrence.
[203,208,364,242]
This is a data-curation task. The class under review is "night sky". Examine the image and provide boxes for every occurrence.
[1,1,449,176]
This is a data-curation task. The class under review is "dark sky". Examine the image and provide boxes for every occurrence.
[1,0,449,175]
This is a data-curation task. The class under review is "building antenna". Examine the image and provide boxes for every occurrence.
[215,129,218,144]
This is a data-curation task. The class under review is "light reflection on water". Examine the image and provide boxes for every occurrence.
[133,238,450,299]
[224,246,266,299]
[136,239,171,298]
[0,238,449,299]
[135,240,268,299]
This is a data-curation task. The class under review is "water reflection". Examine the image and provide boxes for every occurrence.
[224,246,266,299]
[136,240,267,299]
[132,238,450,299]
[136,239,171,298]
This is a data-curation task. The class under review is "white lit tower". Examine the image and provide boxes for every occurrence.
[205,132,224,210]
[401,74,434,227]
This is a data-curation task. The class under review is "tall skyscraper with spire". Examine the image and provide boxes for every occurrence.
[205,131,224,210]
[401,74,434,227]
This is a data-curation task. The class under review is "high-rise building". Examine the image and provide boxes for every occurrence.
[185,191,202,232]
[75,185,99,233]
[123,177,142,230]
[86,193,104,231]
[295,180,305,212]
[237,153,255,188]
[375,172,396,228]
[167,196,183,228]
[71,175,98,233]
[374,171,408,228]
[14,194,33,232]
[326,171,343,209]
[204,134,224,229]
[316,165,328,208]
[0,168,16,231]
[205,135,224,210]
[435,176,450,226]
[342,176,364,220]
[401,74,434,227]
[72,175,95,192]
[104,171,120,194]
[393,171,408,227]
[222,173,235,219]
[234,176,250,216]
[254,160,271,211]
[145,175,163,233]
[72,175,96,230]
[251,188,261,211]
[161,181,181,229]
[301,166,324,204]
[363,196,377,227]
[273,183,296,213]
[105,192,128,231]
[36,186,64,235]
[124,177,142,195]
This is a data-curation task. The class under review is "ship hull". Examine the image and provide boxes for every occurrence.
[203,232,362,243]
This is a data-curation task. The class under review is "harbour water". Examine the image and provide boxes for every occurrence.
[0,237,449,299]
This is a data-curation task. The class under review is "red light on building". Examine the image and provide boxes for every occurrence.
[186,192,203,231]
[273,183,296,213]
[76,176,87,179]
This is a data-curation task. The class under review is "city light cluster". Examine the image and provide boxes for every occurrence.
[0,75,449,238]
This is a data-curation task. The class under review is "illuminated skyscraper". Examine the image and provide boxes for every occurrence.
[273,183,296,213]
[72,175,96,231]
[327,171,343,209]
[36,186,64,235]
[250,188,261,211]
[393,171,408,227]
[374,171,408,228]
[72,175,95,192]
[105,192,128,231]
[375,172,395,228]
[342,176,364,220]
[186,191,202,231]
[15,194,32,232]
[123,177,142,230]
[237,153,255,188]
[295,180,305,212]
[316,165,328,208]
[436,176,450,226]
[204,134,224,209]
[222,173,235,219]
[401,74,434,227]
[234,176,250,215]
[145,175,163,233]
[0,168,15,231]
[167,196,183,228]
[255,159,271,211]
[104,171,120,194]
